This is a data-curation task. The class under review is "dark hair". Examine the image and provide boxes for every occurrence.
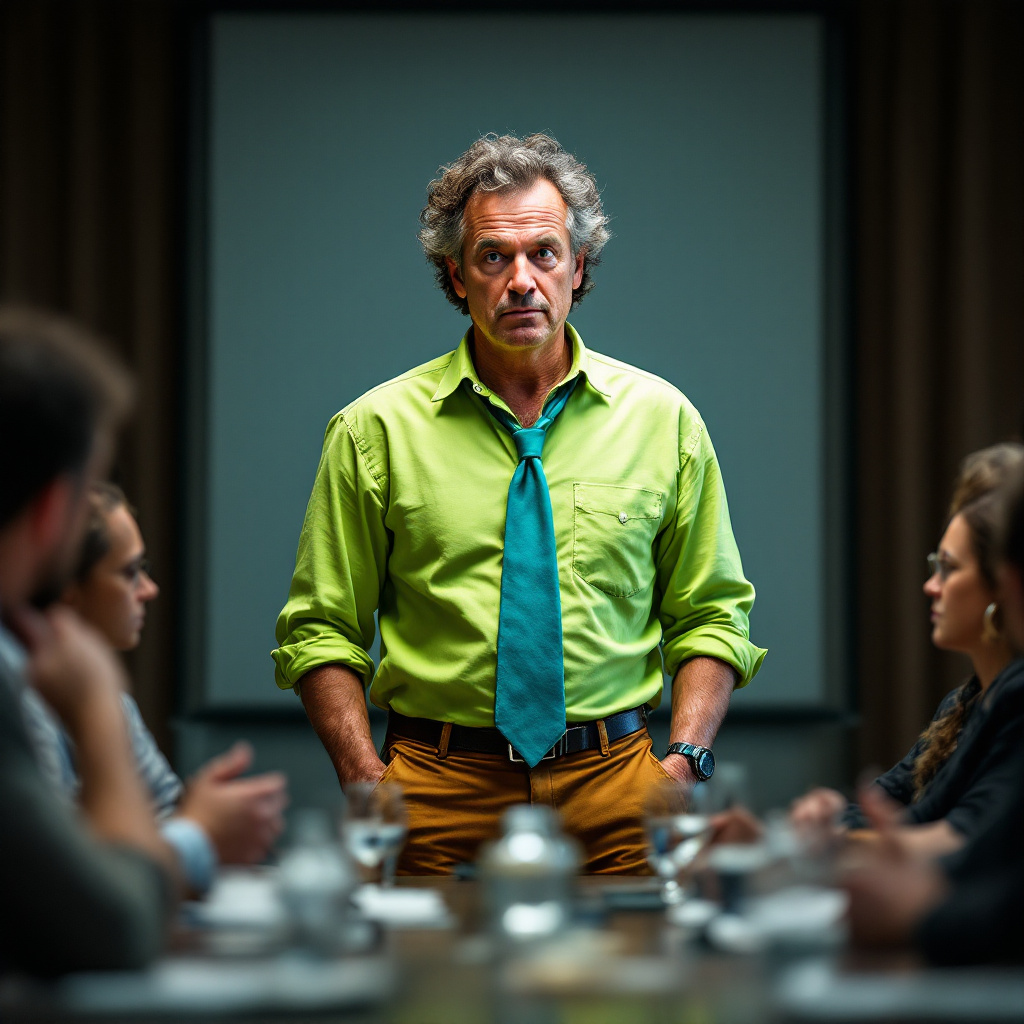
[912,456,1018,799]
[998,461,1024,579]
[0,307,132,528]
[912,678,982,800]
[419,133,610,314]
[73,482,131,584]
[949,443,1024,518]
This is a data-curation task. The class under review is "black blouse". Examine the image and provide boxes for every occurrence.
[915,741,1024,966]
[842,656,1024,840]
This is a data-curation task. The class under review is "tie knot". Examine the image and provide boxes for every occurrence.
[513,427,546,461]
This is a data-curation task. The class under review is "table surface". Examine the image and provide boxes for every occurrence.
[2,875,1021,1023]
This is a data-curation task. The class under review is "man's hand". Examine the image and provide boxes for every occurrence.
[348,758,387,788]
[843,834,948,947]
[845,857,947,948]
[790,787,847,830]
[178,742,288,865]
[659,751,695,785]
[858,781,964,861]
[11,605,127,734]
[709,806,764,845]
[842,781,948,948]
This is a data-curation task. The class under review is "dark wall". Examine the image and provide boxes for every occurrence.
[2,0,1022,783]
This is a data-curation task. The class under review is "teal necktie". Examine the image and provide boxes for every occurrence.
[480,377,579,768]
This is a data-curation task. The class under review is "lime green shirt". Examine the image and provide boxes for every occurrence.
[273,325,765,725]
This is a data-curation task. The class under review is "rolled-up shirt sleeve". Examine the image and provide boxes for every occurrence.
[656,415,766,685]
[273,412,389,690]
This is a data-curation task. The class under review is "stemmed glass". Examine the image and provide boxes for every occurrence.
[342,781,408,887]
[645,780,713,905]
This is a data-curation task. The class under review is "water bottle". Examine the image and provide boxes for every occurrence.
[478,804,580,944]
[276,808,356,954]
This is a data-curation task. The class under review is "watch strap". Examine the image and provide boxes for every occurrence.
[665,742,714,781]
[666,742,699,758]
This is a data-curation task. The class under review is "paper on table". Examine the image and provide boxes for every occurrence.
[352,884,454,928]
[748,885,848,946]
[190,868,287,930]
[705,886,848,955]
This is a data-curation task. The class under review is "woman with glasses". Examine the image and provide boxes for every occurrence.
[844,457,1024,964]
[22,483,288,894]
[791,443,1024,857]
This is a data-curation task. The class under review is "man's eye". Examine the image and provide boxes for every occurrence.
[119,558,151,584]
[537,248,554,259]
[484,252,503,263]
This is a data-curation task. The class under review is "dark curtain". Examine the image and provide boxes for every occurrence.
[0,0,180,748]
[2,0,1022,771]
[855,0,1024,768]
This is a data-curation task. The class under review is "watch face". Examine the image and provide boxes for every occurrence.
[695,749,715,779]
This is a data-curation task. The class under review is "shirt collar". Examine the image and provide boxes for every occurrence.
[431,322,613,404]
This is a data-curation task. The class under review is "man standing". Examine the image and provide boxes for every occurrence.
[0,307,177,973]
[275,134,765,873]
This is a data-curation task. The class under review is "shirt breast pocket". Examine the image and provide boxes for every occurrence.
[572,483,664,598]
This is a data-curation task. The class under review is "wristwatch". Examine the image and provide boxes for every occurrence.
[666,742,715,782]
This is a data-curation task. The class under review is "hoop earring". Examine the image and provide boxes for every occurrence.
[983,602,1001,642]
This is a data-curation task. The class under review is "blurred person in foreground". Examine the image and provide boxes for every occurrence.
[0,307,177,975]
[844,459,1024,965]
[22,483,288,896]
[788,444,1024,858]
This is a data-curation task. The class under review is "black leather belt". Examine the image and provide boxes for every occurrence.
[385,705,649,763]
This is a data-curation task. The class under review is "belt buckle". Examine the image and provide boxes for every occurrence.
[507,737,562,763]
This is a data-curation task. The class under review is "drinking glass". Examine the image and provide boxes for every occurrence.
[645,780,713,905]
[342,781,408,887]
[707,762,749,812]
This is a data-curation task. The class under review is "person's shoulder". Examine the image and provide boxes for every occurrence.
[997,655,1024,688]
[325,350,456,432]
[587,349,701,417]
[988,656,1024,709]
[586,349,705,460]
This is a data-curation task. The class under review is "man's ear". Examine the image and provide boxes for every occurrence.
[446,257,468,300]
[29,476,78,553]
[572,248,585,291]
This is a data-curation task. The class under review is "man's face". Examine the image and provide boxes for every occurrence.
[447,178,584,355]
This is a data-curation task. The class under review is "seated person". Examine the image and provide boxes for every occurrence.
[790,444,1024,857]
[22,483,288,895]
[845,459,1024,965]
[0,306,177,974]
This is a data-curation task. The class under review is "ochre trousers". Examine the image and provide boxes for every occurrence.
[380,726,672,875]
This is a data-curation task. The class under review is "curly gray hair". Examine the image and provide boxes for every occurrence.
[418,133,610,315]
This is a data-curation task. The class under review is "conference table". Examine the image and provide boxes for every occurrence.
[2,874,1021,1022]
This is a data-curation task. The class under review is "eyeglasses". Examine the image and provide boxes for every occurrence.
[926,552,958,582]
[118,558,153,587]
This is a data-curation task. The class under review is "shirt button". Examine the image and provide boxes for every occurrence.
[473,383,484,393]
[618,512,628,524]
